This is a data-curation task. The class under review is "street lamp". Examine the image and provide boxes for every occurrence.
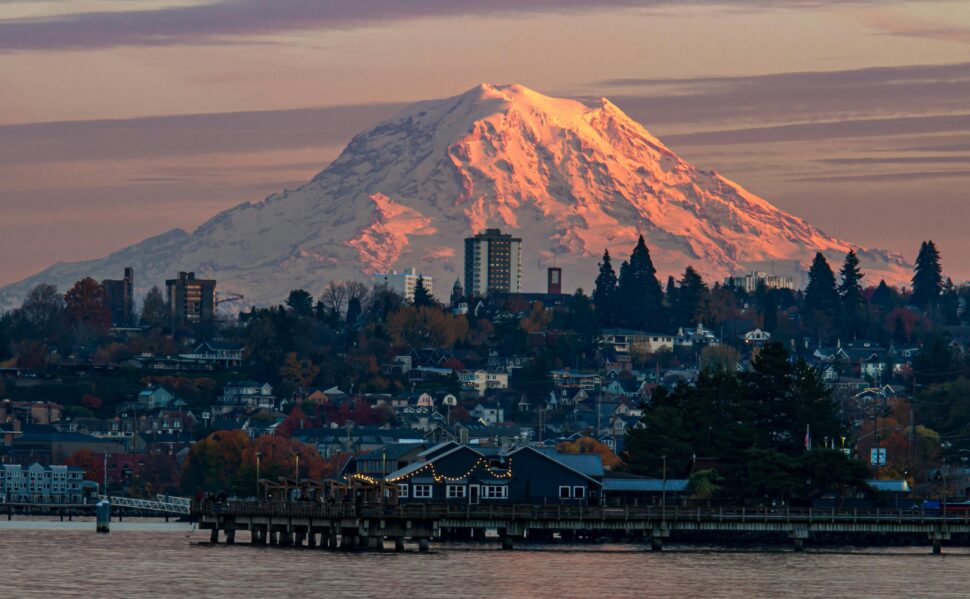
[255,451,263,501]
[294,449,302,482]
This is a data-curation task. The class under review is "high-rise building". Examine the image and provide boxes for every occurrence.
[166,272,216,325]
[464,229,522,296]
[547,267,562,295]
[102,267,134,326]
[371,267,432,303]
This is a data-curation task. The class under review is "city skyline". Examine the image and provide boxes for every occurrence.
[1,1,969,286]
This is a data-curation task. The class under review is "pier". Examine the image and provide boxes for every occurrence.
[193,502,969,553]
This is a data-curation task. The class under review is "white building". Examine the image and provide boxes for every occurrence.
[724,271,795,294]
[372,267,432,303]
[458,370,510,397]
[0,463,85,504]
[599,329,675,353]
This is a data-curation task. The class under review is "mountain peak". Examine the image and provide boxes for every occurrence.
[0,85,910,309]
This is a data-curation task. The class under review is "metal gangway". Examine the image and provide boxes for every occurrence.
[97,494,191,515]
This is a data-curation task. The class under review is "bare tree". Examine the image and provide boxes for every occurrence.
[344,281,370,306]
[18,284,64,339]
[320,281,348,317]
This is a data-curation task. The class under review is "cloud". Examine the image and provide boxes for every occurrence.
[596,62,970,128]
[0,102,406,164]
[0,0,899,51]
[792,170,970,183]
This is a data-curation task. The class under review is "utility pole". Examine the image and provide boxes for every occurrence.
[102,452,109,498]
[255,451,263,500]
[661,454,667,523]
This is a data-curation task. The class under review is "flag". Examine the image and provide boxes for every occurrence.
[804,424,812,451]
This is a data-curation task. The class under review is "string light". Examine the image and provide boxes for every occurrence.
[386,457,514,483]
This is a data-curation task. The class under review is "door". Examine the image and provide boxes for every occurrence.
[469,484,479,505]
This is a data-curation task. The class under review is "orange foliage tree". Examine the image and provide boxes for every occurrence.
[556,436,623,469]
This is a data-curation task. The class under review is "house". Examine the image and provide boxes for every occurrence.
[178,341,244,368]
[219,381,275,411]
[743,328,772,346]
[675,324,719,347]
[599,329,674,354]
[0,463,86,503]
[385,442,604,505]
[469,400,505,425]
[458,370,510,397]
[550,370,603,392]
[137,386,175,410]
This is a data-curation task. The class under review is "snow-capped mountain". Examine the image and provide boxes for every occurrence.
[0,84,909,309]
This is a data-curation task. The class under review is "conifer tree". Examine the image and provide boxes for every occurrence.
[617,235,664,329]
[805,252,839,317]
[674,266,708,326]
[838,250,866,339]
[593,249,618,325]
[912,240,943,310]
[871,280,895,312]
[665,275,677,304]
[940,278,960,325]
[412,276,432,307]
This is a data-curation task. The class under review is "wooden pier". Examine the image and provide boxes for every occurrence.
[193,502,970,553]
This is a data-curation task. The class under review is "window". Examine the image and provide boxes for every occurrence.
[483,485,508,499]
[559,486,572,499]
[446,485,467,499]
[412,484,433,499]
[399,484,409,498]
[573,486,586,499]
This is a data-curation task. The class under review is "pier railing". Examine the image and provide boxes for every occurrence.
[194,501,970,525]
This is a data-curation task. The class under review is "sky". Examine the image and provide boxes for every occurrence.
[1,0,970,285]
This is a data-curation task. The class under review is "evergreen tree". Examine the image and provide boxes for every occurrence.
[285,289,314,317]
[674,266,708,326]
[346,296,362,325]
[617,235,665,329]
[912,240,943,310]
[592,249,618,326]
[805,252,839,317]
[870,280,896,312]
[759,288,778,333]
[665,275,677,304]
[940,278,960,325]
[838,250,866,339]
[412,276,432,307]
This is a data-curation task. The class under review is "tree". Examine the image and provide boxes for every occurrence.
[413,276,433,307]
[870,280,896,312]
[805,253,839,316]
[556,436,622,469]
[285,289,314,317]
[838,250,866,339]
[616,236,664,329]
[18,284,64,340]
[279,352,320,391]
[140,286,168,329]
[912,240,943,310]
[940,278,960,325]
[592,249,618,326]
[66,449,105,486]
[700,345,740,372]
[673,266,708,326]
[386,306,468,348]
[65,277,111,335]
[320,281,349,318]
[345,296,362,325]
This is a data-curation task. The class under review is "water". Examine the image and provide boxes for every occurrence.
[2,520,970,598]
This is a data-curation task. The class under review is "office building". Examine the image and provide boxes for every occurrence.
[102,267,134,326]
[372,267,432,303]
[464,229,522,296]
[166,272,216,325]
[724,271,795,294]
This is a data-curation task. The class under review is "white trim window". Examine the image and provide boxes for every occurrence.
[399,484,409,498]
[573,486,586,499]
[446,484,467,499]
[483,485,508,499]
[559,485,572,499]
[412,484,433,499]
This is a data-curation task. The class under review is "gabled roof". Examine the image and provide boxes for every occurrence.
[385,444,484,482]
[506,446,602,486]
[533,448,605,478]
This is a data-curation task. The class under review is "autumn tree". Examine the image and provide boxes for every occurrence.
[386,306,468,348]
[556,436,623,469]
[65,277,111,336]
[279,352,320,391]
[17,283,64,341]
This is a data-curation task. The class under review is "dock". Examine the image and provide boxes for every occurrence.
[193,502,969,553]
